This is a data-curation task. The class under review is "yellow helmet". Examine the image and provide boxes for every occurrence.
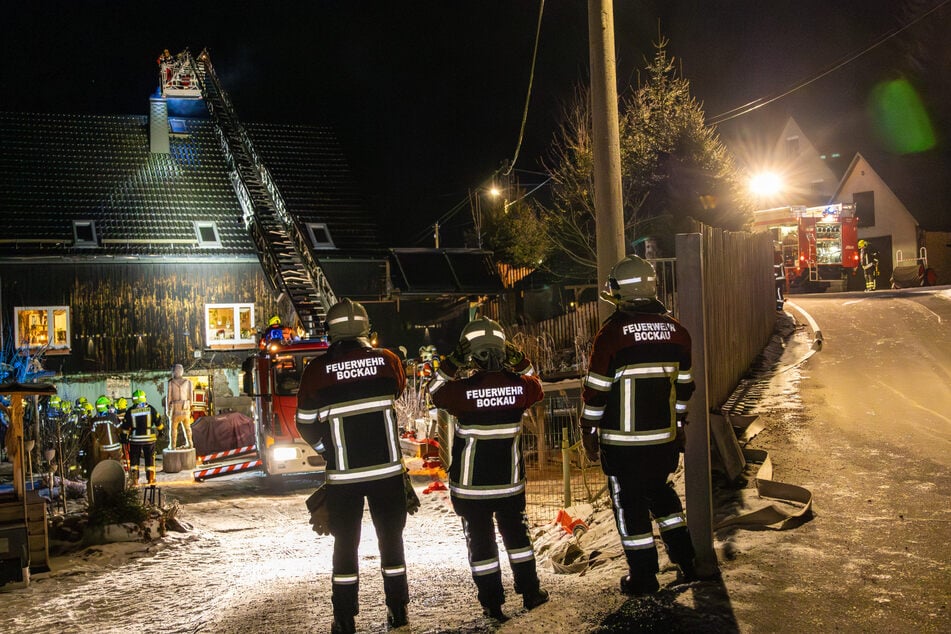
[268,315,282,326]
[858,239,868,249]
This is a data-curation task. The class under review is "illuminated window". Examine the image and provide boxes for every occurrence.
[14,306,71,353]
[194,221,222,248]
[305,222,336,249]
[204,303,255,348]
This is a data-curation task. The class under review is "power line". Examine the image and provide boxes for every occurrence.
[706,0,950,125]
[502,0,545,176]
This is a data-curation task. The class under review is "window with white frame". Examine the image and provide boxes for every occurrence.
[194,221,222,248]
[14,306,71,352]
[204,303,255,348]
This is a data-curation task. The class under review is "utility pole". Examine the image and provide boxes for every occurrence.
[588,0,625,323]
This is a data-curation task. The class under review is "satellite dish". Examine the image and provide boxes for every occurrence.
[88,459,126,504]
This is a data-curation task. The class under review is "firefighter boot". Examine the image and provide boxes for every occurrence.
[620,573,659,596]
[129,468,139,485]
[330,614,355,634]
[147,468,157,485]
[387,603,408,628]
[522,587,550,610]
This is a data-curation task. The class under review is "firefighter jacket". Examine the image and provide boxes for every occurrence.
[90,412,122,454]
[122,404,161,445]
[296,339,407,485]
[430,367,543,500]
[581,306,695,471]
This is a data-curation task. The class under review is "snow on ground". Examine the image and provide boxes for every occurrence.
[0,314,813,633]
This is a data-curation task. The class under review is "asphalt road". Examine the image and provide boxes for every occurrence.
[747,289,951,632]
[791,289,951,467]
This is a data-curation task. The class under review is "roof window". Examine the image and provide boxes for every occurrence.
[194,221,222,248]
[306,222,336,249]
[72,220,98,247]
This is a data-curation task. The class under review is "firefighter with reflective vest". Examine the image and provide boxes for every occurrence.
[295,299,411,634]
[858,239,879,291]
[122,390,163,485]
[581,255,700,595]
[90,396,123,467]
[114,397,131,472]
[428,317,550,622]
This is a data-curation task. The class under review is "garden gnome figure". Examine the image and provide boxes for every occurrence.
[167,364,193,449]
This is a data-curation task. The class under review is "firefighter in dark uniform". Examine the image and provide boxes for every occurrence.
[428,317,550,622]
[859,239,879,291]
[580,255,698,595]
[296,299,410,634]
[89,395,123,468]
[114,397,131,472]
[122,390,162,485]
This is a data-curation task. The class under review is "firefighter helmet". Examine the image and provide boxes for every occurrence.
[325,299,370,341]
[116,397,128,411]
[76,396,88,407]
[83,402,94,416]
[461,317,506,369]
[49,395,62,409]
[605,255,658,304]
[95,396,111,413]
[132,389,147,404]
[858,239,868,249]
[268,315,282,326]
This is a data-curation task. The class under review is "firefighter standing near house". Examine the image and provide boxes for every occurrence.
[295,299,411,634]
[114,396,131,472]
[859,239,880,291]
[89,396,123,468]
[580,255,699,595]
[428,317,550,622]
[122,390,163,485]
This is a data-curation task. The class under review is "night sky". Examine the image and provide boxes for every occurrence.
[2,1,948,242]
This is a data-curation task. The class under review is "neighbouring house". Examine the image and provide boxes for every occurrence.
[746,116,950,288]
[831,153,950,287]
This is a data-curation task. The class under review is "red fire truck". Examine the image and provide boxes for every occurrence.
[241,337,329,479]
[753,203,860,290]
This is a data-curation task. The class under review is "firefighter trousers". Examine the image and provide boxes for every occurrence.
[327,474,408,618]
[453,493,540,610]
[128,442,156,483]
[607,448,695,580]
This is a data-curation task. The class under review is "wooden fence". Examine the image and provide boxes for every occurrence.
[484,226,776,413]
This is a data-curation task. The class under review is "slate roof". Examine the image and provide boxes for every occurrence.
[0,111,383,260]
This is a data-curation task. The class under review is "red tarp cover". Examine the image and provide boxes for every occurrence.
[191,412,255,455]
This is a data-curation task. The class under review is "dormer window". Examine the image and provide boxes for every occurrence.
[194,221,222,248]
[306,222,336,249]
[73,220,98,247]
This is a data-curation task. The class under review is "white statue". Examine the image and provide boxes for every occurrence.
[166,364,194,449]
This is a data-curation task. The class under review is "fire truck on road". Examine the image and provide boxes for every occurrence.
[241,337,329,481]
[753,203,860,292]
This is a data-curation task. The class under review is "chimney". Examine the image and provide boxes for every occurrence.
[149,95,170,154]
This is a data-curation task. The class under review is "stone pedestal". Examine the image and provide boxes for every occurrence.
[162,448,197,473]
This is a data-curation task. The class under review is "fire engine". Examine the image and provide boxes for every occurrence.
[753,203,860,290]
[241,337,329,479]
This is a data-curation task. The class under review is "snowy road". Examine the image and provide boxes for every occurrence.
[0,471,637,634]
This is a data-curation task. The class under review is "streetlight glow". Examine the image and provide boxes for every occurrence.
[749,172,782,197]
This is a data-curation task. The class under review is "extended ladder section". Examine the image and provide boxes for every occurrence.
[188,49,337,336]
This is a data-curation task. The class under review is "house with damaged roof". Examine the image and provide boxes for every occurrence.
[0,49,503,403]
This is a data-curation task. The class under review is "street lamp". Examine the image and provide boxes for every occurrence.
[749,171,783,199]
